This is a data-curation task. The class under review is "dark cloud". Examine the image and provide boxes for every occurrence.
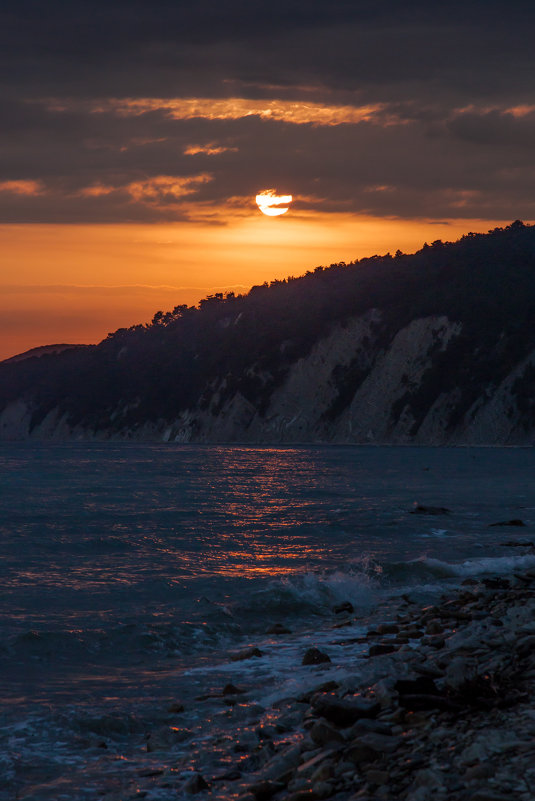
[2,0,535,222]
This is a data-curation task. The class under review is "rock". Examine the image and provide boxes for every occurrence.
[297,681,339,703]
[368,643,396,656]
[348,719,393,737]
[464,762,495,780]
[365,769,390,785]
[223,683,246,695]
[146,726,190,751]
[248,780,285,800]
[287,791,317,801]
[425,636,446,649]
[298,752,334,778]
[266,623,292,634]
[516,634,535,656]
[489,519,526,527]
[310,762,334,782]
[332,601,354,614]
[302,647,331,665]
[167,701,185,713]
[369,678,397,707]
[312,695,380,727]
[395,677,439,695]
[425,620,443,635]
[312,780,334,798]
[183,773,209,794]
[413,662,444,679]
[231,647,263,661]
[501,539,534,546]
[482,578,510,590]
[212,769,242,781]
[411,505,451,515]
[345,732,401,764]
[259,743,302,782]
[410,768,444,790]
[376,622,399,634]
[310,720,345,746]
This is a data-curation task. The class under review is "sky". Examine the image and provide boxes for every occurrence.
[2,0,535,360]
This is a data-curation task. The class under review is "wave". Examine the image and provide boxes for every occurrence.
[419,552,535,577]
[229,561,381,623]
[385,552,535,583]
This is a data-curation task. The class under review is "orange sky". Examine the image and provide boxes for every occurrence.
[0,212,514,361]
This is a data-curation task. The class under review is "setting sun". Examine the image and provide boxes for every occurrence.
[256,189,293,216]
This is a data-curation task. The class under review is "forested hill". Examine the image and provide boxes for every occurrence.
[2,220,535,444]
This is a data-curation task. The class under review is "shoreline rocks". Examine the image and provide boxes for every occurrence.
[193,566,535,800]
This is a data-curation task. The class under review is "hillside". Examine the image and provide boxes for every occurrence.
[2,220,535,444]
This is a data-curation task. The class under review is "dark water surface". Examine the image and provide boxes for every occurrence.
[1,443,535,798]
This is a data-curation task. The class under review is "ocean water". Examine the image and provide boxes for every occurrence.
[1,443,535,799]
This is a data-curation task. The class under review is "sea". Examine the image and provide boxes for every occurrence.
[1,443,535,800]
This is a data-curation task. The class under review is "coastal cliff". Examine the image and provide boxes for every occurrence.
[2,222,535,444]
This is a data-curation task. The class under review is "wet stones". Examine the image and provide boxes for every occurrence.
[302,647,331,665]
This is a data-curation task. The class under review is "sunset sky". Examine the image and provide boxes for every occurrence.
[2,0,535,360]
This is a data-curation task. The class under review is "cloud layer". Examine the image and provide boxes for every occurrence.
[2,0,535,223]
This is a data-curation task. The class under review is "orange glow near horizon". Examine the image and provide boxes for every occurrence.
[0,214,516,361]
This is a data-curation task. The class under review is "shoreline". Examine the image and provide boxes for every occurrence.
[169,567,535,800]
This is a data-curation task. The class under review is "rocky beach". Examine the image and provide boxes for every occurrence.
[153,565,535,801]
[3,443,535,800]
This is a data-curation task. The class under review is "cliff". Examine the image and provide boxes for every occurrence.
[2,222,535,444]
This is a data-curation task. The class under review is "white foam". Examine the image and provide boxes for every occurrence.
[420,553,535,577]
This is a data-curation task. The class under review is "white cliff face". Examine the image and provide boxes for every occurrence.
[337,316,462,443]
[459,353,535,446]
[2,312,535,445]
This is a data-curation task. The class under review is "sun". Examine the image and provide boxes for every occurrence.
[256,188,293,216]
